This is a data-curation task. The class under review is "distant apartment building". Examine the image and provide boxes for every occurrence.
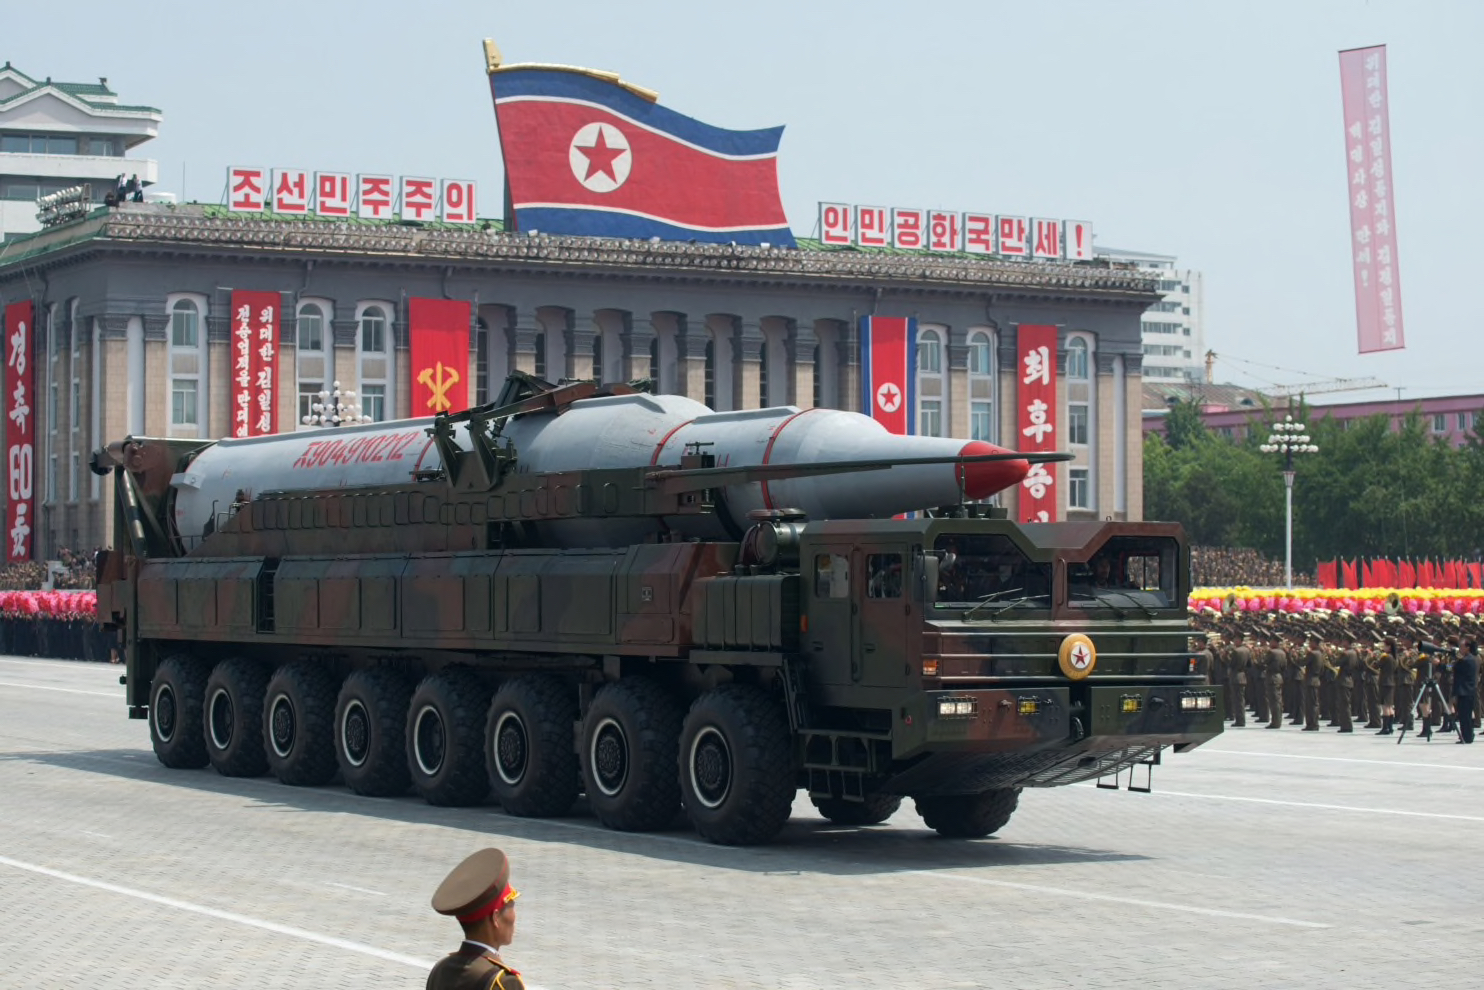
[1095,245,1204,384]
[0,62,161,239]
[1143,389,1483,448]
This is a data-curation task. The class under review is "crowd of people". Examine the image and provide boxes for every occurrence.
[0,548,96,591]
[1192,546,1313,589]
[1192,607,1481,744]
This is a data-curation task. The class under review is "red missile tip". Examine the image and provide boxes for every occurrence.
[956,440,1030,499]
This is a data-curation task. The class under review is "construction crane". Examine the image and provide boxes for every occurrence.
[1204,351,1386,399]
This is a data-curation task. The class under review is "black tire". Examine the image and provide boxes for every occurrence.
[150,654,210,769]
[486,674,580,818]
[203,658,271,778]
[335,669,413,797]
[678,684,796,846]
[582,678,684,832]
[263,662,339,787]
[914,787,1021,838]
[811,793,902,826]
[407,668,490,807]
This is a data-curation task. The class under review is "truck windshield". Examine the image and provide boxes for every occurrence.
[934,533,1051,610]
[1068,536,1180,611]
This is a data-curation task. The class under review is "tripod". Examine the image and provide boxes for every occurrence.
[1397,677,1457,744]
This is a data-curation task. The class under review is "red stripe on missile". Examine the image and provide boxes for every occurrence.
[759,408,825,510]
[956,440,1030,499]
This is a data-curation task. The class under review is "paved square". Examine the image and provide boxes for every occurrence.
[2,655,1481,989]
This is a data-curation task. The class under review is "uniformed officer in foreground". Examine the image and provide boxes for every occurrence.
[427,848,526,990]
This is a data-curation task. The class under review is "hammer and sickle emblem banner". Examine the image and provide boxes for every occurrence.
[418,362,462,412]
[409,298,471,416]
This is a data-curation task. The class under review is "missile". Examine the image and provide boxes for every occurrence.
[169,390,1029,546]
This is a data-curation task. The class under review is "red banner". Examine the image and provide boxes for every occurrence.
[230,291,280,437]
[858,316,917,435]
[4,301,33,562]
[410,298,470,415]
[1339,46,1404,353]
[1016,324,1058,522]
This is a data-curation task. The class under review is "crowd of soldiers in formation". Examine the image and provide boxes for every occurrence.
[1190,547,1314,590]
[1191,608,1484,737]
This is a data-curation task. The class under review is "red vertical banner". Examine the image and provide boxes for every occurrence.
[4,301,34,562]
[1339,45,1404,353]
[230,291,280,437]
[1017,324,1058,523]
[410,298,471,415]
[857,316,918,435]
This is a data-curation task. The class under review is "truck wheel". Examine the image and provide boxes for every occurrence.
[151,654,209,769]
[582,678,683,832]
[914,787,1021,838]
[264,662,338,787]
[407,668,490,807]
[335,669,413,797]
[811,794,902,826]
[487,674,579,818]
[204,658,270,778]
[679,684,795,846]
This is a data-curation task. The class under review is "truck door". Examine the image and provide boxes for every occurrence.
[806,546,855,688]
[857,545,912,687]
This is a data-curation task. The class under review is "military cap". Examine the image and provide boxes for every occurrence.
[432,848,519,923]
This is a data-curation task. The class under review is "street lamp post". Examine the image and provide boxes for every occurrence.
[1260,414,1318,589]
[301,381,372,429]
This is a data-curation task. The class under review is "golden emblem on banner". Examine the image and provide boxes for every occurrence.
[417,362,461,412]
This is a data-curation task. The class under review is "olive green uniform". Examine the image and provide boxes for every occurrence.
[1302,645,1323,730]
[1228,644,1250,727]
[427,944,525,990]
[1264,646,1285,729]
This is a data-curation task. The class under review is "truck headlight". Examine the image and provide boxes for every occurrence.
[937,697,977,717]
[1179,692,1215,711]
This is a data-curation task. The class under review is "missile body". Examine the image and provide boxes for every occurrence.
[170,392,1028,546]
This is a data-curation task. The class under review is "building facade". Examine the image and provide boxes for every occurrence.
[0,206,1160,555]
[1095,245,1204,384]
[0,63,161,239]
[1144,391,1484,447]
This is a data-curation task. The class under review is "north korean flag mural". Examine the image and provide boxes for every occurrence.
[488,63,796,246]
[859,317,917,436]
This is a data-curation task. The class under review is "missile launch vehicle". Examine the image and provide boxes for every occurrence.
[95,373,1222,845]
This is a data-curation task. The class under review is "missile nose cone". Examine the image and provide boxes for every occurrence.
[956,440,1030,499]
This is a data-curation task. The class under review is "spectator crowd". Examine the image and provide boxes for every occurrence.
[1192,546,1313,589]
[0,548,97,591]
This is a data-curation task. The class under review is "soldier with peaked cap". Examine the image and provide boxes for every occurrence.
[427,848,526,990]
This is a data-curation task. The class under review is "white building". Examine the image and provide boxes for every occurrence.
[1094,245,1205,384]
[0,62,161,239]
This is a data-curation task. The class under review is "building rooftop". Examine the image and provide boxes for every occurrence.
[1142,380,1268,414]
[0,203,1164,301]
[0,62,162,118]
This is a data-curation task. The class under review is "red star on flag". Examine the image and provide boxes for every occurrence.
[575,129,626,183]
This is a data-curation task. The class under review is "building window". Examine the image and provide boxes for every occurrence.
[1432,413,1446,433]
[298,303,325,351]
[170,299,199,348]
[362,384,387,423]
[592,333,603,383]
[47,454,57,504]
[172,379,199,425]
[917,330,942,374]
[970,401,993,441]
[920,399,942,438]
[298,381,323,425]
[49,380,58,428]
[1458,412,1471,431]
[703,338,716,409]
[758,341,768,407]
[70,378,80,431]
[968,335,991,374]
[649,337,659,384]
[1067,338,1089,380]
[1069,468,1089,509]
[1068,404,1089,445]
[534,331,547,380]
[360,307,387,353]
[475,320,489,405]
[69,452,79,503]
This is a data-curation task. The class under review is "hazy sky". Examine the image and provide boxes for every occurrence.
[10,0,1480,399]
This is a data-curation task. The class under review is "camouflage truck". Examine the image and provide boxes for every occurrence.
[94,374,1222,845]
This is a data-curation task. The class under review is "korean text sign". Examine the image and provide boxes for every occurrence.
[5,301,34,561]
[1338,46,1404,353]
[1017,324,1058,523]
[230,291,280,437]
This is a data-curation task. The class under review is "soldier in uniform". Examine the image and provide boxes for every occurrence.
[1394,633,1418,733]
[1334,633,1358,733]
[1302,633,1324,731]
[1228,630,1250,727]
[1376,635,1399,735]
[427,848,526,990]
[1264,632,1286,729]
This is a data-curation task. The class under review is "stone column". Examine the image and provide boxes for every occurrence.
[206,312,231,438]
[734,321,764,411]
[998,327,1020,519]
[507,308,540,376]
[621,317,656,384]
[947,331,970,439]
[96,316,131,545]
[1124,354,1144,520]
[1095,352,1119,519]
[331,310,358,396]
[566,314,598,381]
[142,313,169,437]
[675,319,709,404]
[835,319,860,414]
[786,321,817,408]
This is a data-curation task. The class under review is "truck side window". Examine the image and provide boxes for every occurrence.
[867,553,903,599]
[814,553,850,599]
